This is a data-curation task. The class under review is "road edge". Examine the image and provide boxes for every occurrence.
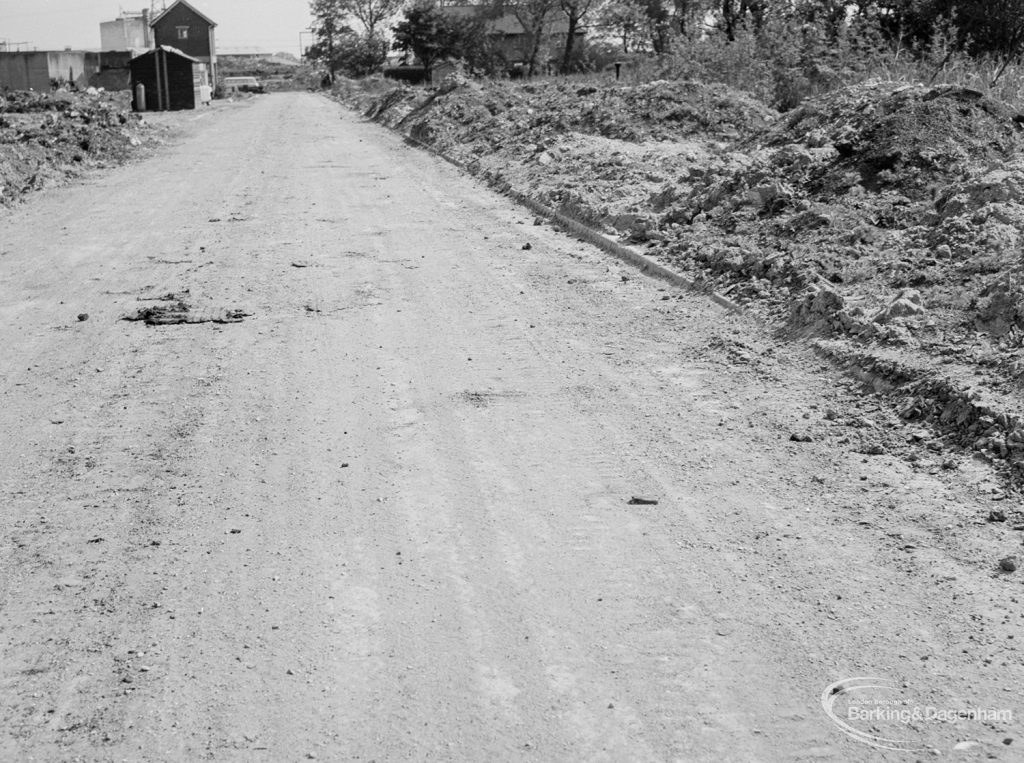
[397,133,743,314]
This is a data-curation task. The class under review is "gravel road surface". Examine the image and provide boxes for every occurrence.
[0,93,1020,761]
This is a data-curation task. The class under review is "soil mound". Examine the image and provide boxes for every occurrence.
[519,79,777,142]
[755,81,1024,200]
[349,76,777,151]
[0,89,144,206]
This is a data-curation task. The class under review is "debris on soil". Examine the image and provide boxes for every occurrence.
[123,301,251,325]
[0,89,148,206]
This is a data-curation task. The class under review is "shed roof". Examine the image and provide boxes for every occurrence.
[150,0,218,28]
[132,44,202,63]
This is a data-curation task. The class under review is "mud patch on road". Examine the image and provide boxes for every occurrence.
[458,390,525,408]
[123,301,251,326]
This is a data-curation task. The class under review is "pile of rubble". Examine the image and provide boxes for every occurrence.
[0,89,145,205]
[657,83,1024,334]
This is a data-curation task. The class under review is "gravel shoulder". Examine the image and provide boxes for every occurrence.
[0,92,1021,761]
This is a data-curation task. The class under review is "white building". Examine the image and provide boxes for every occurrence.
[99,9,153,51]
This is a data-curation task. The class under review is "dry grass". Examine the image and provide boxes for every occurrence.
[542,23,1024,113]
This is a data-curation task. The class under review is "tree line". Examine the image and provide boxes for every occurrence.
[307,0,1024,79]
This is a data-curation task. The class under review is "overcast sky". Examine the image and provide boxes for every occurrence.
[0,1,315,55]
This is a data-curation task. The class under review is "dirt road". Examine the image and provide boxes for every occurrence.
[0,92,1021,761]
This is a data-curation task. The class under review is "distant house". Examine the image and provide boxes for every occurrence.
[438,4,578,71]
[130,45,211,111]
[150,0,218,86]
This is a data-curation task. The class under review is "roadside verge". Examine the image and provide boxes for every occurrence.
[330,85,1024,492]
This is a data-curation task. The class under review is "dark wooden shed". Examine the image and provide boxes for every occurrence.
[130,45,210,111]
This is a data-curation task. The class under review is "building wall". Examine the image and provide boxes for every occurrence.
[436,6,577,68]
[90,51,134,91]
[46,51,91,89]
[152,4,212,60]
[208,26,216,82]
[0,52,94,91]
[0,53,49,90]
[100,15,152,51]
[165,58,197,109]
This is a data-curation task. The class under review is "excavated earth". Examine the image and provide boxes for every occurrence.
[336,75,1024,491]
[0,90,150,206]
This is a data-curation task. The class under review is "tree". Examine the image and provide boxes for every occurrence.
[792,0,853,38]
[393,2,462,74]
[511,0,561,75]
[643,0,672,53]
[451,11,508,75]
[309,0,350,77]
[955,0,1024,81]
[309,0,402,79]
[393,2,509,76]
[347,0,405,38]
[334,30,390,75]
[953,0,1024,56]
[596,0,650,52]
[865,0,1024,65]
[560,0,598,72]
[671,0,707,36]
[716,0,770,40]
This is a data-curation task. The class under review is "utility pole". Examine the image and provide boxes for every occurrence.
[298,28,315,61]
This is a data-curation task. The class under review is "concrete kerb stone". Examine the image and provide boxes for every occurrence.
[397,134,742,314]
